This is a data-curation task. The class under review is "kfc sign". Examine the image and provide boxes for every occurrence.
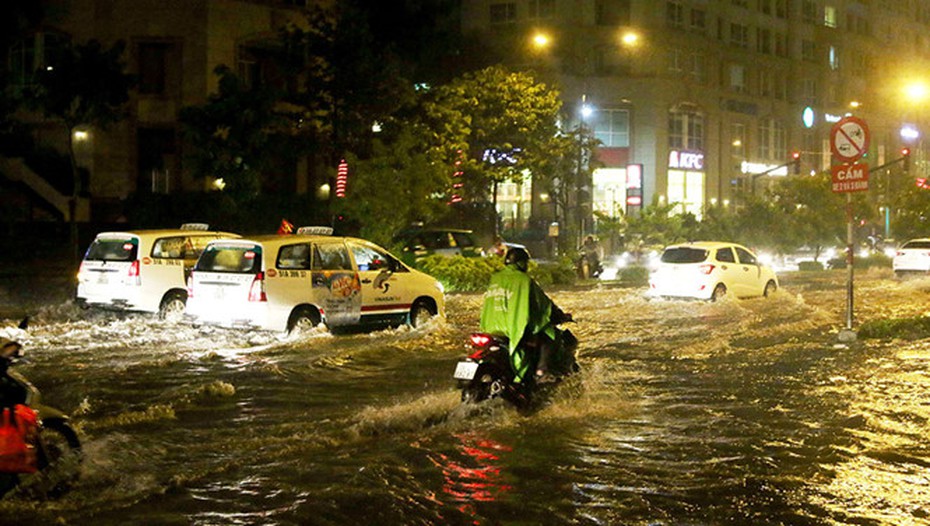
[668,150,704,170]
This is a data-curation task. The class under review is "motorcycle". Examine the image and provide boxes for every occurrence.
[453,319,578,409]
[0,318,81,499]
[575,252,603,279]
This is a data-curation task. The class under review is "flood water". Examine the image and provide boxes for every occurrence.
[3,270,930,525]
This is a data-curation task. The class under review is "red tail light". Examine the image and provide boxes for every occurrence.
[698,264,715,275]
[128,260,141,285]
[186,275,194,299]
[470,333,492,347]
[248,272,267,302]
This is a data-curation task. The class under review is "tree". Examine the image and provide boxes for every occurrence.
[29,39,133,262]
[179,66,282,201]
[423,65,564,205]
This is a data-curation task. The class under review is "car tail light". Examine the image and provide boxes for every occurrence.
[186,275,194,299]
[698,264,715,275]
[470,333,492,347]
[248,272,267,302]
[128,260,141,285]
[896,251,905,256]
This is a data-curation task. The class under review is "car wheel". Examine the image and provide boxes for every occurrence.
[711,284,727,302]
[409,299,436,328]
[159,292,187,321]
[287,307,321,334]
[763,280,777,298]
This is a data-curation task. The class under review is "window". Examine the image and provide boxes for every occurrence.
[348,243,399,272]
[313,243,352,271]
[758,118,786,160]
[802,39,817,62]
[690,53,706,83]
[802,0,818,23]
[735,247,757,265]
[759,70,773,97]
[729,64,746,93]
[667,1,684,28]
[690,8,706,32]
[668,48,683,72]
[8,32,69,91]
[756,28,772,54]
[138,42,170,95]
[730,23,749,48]
[731,123,746,155]
[667,170,705,218]
[489,3,516,25]
[801,78,817,103]
[716,248,736,263]
[528,0,554,19]
[668,107,704,151]
[775,0,788,18]
[828,45,839,70]
[824,5,837,27]
[775,32,788,56]
[593,109,630,147]
[277,243,312,270]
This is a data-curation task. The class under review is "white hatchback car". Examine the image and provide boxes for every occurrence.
[185,227,445,333]
[893,238,930,276]
[76,224,239,318]
[648,241,778,301]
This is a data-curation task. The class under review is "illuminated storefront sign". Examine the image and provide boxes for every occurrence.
[741,161,788,176]
[668,150,704,170]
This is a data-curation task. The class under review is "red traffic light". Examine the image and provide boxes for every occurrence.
[902,147,911,156]
[791,151,801,160]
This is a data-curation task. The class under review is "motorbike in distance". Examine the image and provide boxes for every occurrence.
[0,317,82,499]
[453,314,578,410]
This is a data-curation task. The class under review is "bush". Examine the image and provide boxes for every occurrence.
[798,260,825,271]
[618,265,650,286]
[854,253,892,269]
[859,316,930,340]
[416,255,576,293]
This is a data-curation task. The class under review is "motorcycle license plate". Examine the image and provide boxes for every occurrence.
[453,361,479,380]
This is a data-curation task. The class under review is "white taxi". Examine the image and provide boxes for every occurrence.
[184,227,445,333]
[76,224,239,318]
[893,238,930,276]
[648,241,778,301]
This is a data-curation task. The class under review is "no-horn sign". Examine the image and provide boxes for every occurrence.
[830,116,870,162]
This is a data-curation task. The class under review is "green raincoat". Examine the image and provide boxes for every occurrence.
[479,264,557,382]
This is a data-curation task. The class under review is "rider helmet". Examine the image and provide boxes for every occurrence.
[504,247,530,272]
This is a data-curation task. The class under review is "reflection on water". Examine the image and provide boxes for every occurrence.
[2,275,930,524]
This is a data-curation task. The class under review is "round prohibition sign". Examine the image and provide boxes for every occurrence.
[830,116,870,162]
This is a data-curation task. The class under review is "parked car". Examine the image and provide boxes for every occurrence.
[76,224,239,319]
[648,241,778,301]
[185,226,445,333]
[393,227,484,267]
[893,238,930,276]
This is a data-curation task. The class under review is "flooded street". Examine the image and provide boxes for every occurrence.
[3,270,930,525]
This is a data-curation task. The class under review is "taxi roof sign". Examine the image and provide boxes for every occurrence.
[296,226,334,236]
[180,223,210,231]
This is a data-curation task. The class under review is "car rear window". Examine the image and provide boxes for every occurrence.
[450,231,476,248]
[85,237,138,262]
[196,244,262,273]
[902,240,930,250]
[661,247,708,263]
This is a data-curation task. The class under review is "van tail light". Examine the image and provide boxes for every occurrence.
[77,261,85,281]
[698,264,715,275]
[186,275,194,299]
[128,260,141,285]
[248,272,267,302]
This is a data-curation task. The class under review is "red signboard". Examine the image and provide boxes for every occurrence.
[830,116,870,163]
[831,163,869,193]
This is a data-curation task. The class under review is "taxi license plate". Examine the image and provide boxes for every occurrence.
[453,361,479,380]
[96,273,108,285]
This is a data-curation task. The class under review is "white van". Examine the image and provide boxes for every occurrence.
[185,227,445,333]
[76,224,239,318]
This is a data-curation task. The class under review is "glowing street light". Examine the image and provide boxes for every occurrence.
[621,31,639,47]
[531,32,550,50]
[904,81,929,103]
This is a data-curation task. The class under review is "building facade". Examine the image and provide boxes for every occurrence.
[462,0,930,226]
[4,0,315,222]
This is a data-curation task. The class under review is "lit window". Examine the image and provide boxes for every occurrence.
[824,5,837,28]
[593,109,630,147]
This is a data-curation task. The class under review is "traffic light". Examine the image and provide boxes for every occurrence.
[902,147,911,174]
[791,151,801,175]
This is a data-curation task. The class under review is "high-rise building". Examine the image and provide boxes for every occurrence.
[462,0,930,223]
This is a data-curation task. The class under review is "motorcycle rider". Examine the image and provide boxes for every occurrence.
[0,338,26,405]
[579,235,602,278]
[479,247,569,385]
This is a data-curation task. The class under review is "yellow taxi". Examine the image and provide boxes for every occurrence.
[184,227,445,333]
[76,224,240,318]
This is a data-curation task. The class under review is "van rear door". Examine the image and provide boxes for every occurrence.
[190,241,264,307]
[78,234,140,300]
